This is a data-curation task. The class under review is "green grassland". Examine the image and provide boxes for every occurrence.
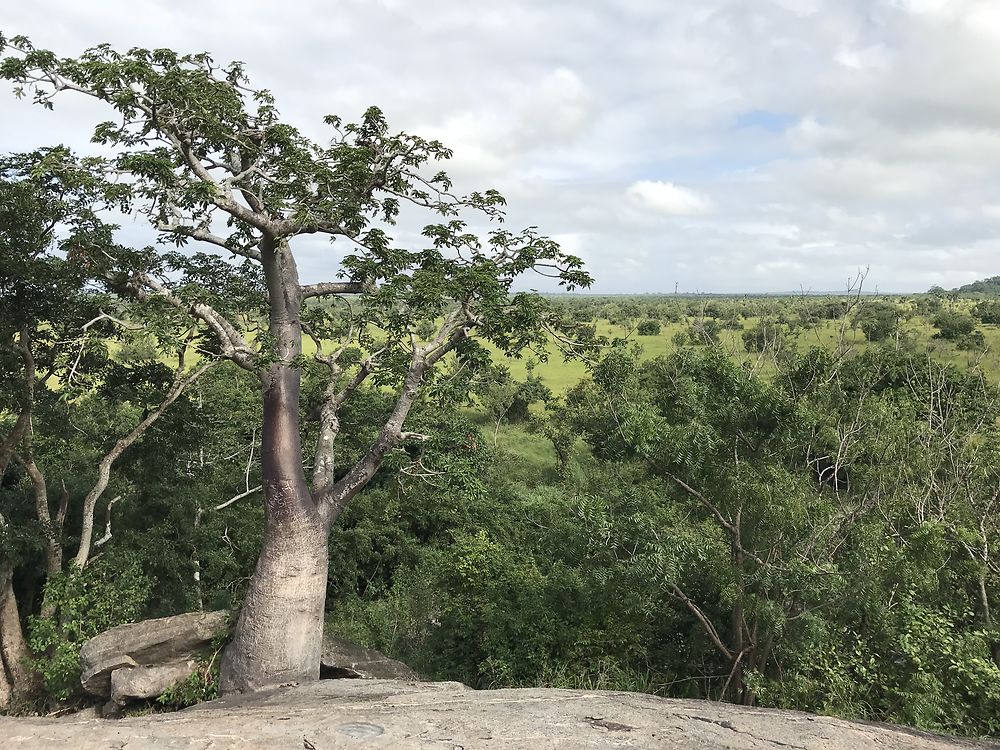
[487,302,1000,394]
[114,294,1000,397]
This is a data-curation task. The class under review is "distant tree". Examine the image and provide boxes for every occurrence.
[742,319,785,354]
[506,359,552,423]
[636,320,661,336]
[688,318,721,345]
[914,295,943,316]
[854,302,898,342]
[956,275,1000,296]
[932,310,977,340]
[973,300,1000,324]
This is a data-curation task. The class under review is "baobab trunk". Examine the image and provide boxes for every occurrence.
[218,367,330,694]
[216,519,328,693]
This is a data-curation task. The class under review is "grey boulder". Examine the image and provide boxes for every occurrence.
[110,660,200,704]
[320,634,421,680]
[79,610,228,699]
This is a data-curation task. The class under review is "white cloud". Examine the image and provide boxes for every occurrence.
[1,0,999,292]
[625,180,713,216]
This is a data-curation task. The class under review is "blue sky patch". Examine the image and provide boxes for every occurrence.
[734,110,796,132]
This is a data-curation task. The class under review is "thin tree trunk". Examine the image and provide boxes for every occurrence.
[74,360,211,568]
[0,564,34,708]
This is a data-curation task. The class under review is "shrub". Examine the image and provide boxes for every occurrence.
[28,555,152,702]
[954,330,986,351]
[743,320,785,353]
[854,303,898,342]
[688,318,721,345]
[973,300,1000,324]
[932,310,976,341]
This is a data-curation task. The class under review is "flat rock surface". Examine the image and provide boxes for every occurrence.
[1,679,997,749]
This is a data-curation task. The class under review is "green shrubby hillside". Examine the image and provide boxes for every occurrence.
[8,289,1000,735]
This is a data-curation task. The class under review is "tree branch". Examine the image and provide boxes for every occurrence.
[157,219,262,262]
[670,583,734,660]
[300,281,367,299]
[74,359,214,568]
[213,484,262,512]
[138,275,257,371]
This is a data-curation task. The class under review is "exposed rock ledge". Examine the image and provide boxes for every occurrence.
[1,679,996,749]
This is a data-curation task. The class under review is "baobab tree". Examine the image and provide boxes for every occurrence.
[0,37,590,693]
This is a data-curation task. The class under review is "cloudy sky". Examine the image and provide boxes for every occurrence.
[2,0,999,293]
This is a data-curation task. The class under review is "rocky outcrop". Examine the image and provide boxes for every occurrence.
[78,610,227,706]
[1,679,996,749]
[109,660,200,703]
[320,634,421,680]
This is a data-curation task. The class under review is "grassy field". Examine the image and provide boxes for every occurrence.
[488,312,1000,395]
[113,295,1000,398]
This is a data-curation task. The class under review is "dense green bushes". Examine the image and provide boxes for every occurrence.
[4,295,1000,736]
[326,343,1000,736]
[29,556,152,701]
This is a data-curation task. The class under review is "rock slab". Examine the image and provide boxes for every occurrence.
[79,609,228,700]
[1,679,997,749]
[320,634,421,680]
[110,660,200,703]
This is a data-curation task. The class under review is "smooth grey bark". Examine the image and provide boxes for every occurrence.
[218,364,331,693]
[0,563,34,709]
[219,236,332,693]
[217,237,472,694]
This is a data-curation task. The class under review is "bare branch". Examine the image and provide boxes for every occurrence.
[74,360,214,568]
[214,484,263,512]
[93,495,123,548]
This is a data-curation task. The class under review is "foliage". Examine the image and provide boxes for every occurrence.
[155,626,228,709]
[933,310,978,341]
[636,319,661,336]
[956,275,1000,296]
[155,666,218,709]
[855,301,898,342]
[27,556,152,701]
[742,318,785,353]
[687,317,721,345]
[973,299,1000,324]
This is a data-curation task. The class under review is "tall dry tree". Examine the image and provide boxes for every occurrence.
[0,37,589,693]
